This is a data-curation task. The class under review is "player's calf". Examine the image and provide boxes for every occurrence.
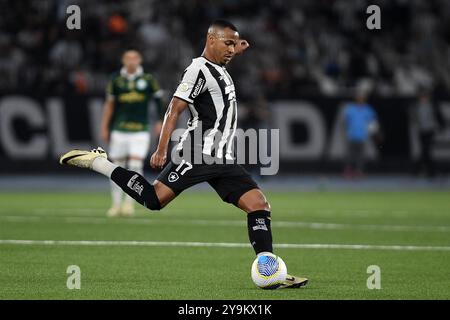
[121,158,145,215]
[247,210,273,255]
[236,189,273,255]
[110,167,161,211]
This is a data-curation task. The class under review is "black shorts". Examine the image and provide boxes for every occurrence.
[156,160,259,206]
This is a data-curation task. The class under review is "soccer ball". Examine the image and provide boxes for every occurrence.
[251,253,287,289]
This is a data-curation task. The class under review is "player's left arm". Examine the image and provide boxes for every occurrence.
[101,77,117,143]
[234,39,250,56]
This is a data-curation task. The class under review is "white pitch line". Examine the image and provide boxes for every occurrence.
[1,215,450,233]
[1,239,450,252]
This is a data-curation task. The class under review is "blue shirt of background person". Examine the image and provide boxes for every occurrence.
[344,97,377,142]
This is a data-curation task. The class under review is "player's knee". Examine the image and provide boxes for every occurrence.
[143,183,162,211]
[259,200,271,212]
[246,199,271,213]
[144,191,162,211]
[152,181,176,210]
[146,201,162,211]
[256,193,271,211]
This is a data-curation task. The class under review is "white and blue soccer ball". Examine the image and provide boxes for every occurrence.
[251,253,287,289]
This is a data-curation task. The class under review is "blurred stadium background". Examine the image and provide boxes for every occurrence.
[0,0,449,300]
[1,0,450,179]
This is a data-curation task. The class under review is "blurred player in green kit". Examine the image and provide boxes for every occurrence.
[101,50,164,217]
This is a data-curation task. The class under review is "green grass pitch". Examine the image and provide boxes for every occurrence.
[0,190,449,299]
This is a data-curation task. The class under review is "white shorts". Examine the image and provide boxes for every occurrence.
[109,131,150,160]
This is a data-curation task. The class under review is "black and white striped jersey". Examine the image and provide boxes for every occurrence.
[173,56,237,160]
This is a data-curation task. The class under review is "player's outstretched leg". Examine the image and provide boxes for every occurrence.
[60,147,162,211]
[238,188,308,289]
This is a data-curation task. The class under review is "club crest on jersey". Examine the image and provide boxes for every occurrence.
[168,172,179,183]
[136,79,147,90]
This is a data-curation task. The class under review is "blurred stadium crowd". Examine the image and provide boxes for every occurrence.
[1,0,450,99]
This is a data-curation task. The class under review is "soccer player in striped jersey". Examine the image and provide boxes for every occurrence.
[60,20,308,289]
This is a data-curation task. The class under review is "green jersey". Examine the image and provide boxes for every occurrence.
[106,68,164,132]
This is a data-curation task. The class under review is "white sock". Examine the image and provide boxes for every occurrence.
[92,157,119,178]
[124,159,144,205]
[110,160,126,207]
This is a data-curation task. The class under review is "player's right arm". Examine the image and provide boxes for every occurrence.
[150,97,187,169]
[101,77,116,142]
[101,97,115,143]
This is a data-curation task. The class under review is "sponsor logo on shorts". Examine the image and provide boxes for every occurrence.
[168,172,179,183]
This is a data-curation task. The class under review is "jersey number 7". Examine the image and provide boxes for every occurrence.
[175,159,193,175]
